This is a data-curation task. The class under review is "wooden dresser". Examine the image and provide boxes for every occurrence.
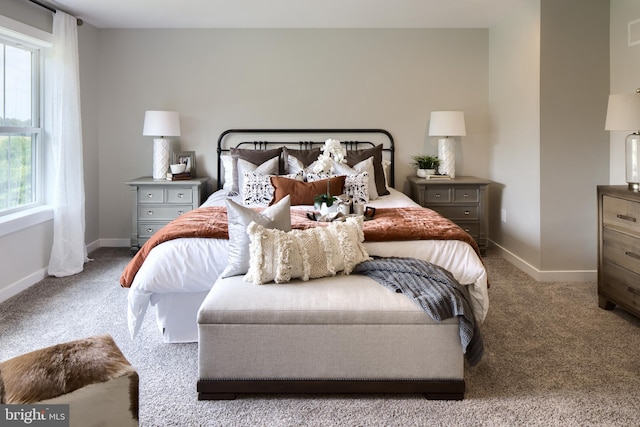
[597,185,640,318]
[408,175,490,254]
[126,176,209,251]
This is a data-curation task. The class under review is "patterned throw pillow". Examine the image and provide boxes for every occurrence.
[237,157,279,201]
[244,216,370,285]
[344,172,370,204]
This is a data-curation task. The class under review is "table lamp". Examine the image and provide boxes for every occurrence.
[605,91,640,191]
[429,111,466,178]
[143,110,181,180]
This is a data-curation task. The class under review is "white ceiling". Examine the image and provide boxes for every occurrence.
[48,0,527,29]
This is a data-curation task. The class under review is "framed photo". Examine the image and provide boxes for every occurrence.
[173,151,196,176]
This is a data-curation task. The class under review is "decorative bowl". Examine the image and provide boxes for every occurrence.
[170,163,186,174]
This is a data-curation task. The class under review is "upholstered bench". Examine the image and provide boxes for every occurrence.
[197,275,465,400]
[0,335,138,426]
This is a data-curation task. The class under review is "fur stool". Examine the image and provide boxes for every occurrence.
[0,334,138,426]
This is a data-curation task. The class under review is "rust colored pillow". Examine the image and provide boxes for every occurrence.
[270,175,346,206]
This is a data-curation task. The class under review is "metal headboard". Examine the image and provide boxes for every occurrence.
[216,128,395,190]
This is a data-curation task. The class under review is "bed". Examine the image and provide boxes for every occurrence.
[122,129,488,344]
[121,129,488,398]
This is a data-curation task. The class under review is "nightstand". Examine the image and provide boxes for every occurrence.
[597,185,640,318]
[408,175,490,254]
[126,176,209,251]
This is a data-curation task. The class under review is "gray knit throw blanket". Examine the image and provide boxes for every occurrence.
[353,256,484,366]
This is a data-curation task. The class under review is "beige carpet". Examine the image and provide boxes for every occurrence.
[1,247,639,426]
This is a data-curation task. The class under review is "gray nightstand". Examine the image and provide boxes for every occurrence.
[408,175,490,254]
[126,176,209,251]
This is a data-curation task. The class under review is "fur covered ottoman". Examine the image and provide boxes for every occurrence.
[0,334,138,427]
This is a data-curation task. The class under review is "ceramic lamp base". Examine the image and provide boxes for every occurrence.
[153,138,170,180]
[626,133,640,191]
[438,137,456,178]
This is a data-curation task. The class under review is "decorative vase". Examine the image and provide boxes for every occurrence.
[319,202,338,215]
[416,169,427,178]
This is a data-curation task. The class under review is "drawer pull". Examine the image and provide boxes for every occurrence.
[464,210,470,216]
[628,287,640,296]
[463,227,470,232]
[177,210,185,215]
[177,193,184,198]
[146,228,153,233]
[617,213,637,223]
[146,210,153,216]
[435,193,441,198]
[146,193,153,198]
[462,193,469,198]
[625,251,640,261]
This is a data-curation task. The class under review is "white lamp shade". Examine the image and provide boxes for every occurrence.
[143,110,181,137]
[605,94,640,131]
[429,111,466,137]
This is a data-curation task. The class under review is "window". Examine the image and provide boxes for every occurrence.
[0,36,41,215]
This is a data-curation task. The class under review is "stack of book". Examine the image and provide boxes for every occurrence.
[426,174,451,180]
[166,172,192,181]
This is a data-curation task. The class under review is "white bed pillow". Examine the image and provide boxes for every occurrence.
[244,216,370,285]
[220,155,234,192]
[221,195,291,278]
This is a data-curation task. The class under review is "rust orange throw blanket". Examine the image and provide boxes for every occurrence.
[119,206,479,288]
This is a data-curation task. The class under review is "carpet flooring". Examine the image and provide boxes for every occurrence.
[1,247,639,426]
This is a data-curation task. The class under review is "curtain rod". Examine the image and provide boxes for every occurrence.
[29,0,83,26]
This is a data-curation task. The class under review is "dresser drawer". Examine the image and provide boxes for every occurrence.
[453,187,479,203]
[167,187,193,204]
[423,188,452,203]
[600,261,640,314]
[455,222,479,238]
[602,228,640,275]
[603,195,640,235]
[138,187,165,204]
[430,205,478,221]
[138,222,170,238]
[138,205,191,221]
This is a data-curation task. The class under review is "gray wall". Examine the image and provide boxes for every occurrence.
[97,28,490,240]
[539,0,609,272]
[488,0,542,269]
[488,0,609,279]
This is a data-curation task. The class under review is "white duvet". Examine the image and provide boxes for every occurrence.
[127,188,489,340]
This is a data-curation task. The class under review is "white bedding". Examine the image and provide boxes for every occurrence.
[127,188,489,342]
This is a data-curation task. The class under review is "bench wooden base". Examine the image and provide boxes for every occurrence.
[197,379,465,401]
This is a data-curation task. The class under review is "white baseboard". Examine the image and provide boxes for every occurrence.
[0,267,48,304]
[1,239,131,304]
[489,241,597,283]
[93,238,130,248]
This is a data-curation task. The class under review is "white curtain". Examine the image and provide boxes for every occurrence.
[46,11,88,277]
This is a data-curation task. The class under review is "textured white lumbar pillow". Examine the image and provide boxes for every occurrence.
[245,216,369,285]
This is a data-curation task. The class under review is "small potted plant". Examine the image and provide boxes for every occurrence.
[411,155,439,177]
